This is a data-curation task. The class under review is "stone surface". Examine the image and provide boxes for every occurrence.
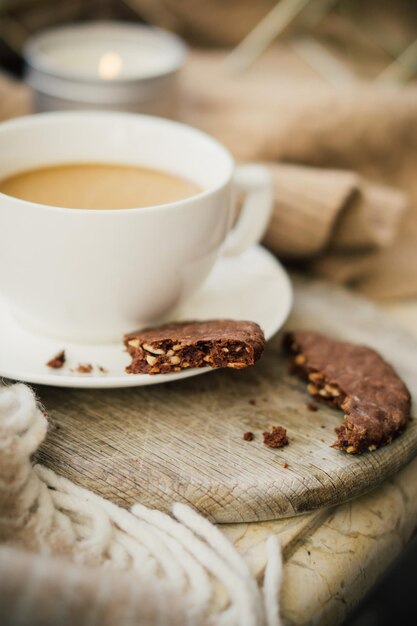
[222,455,417,625]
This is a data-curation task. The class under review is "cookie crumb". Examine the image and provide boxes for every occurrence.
[282,461,289,468]
[98,365,108,374]
[248,399,256,406]
[243,431,255,441]
[263,426,288,448]
[75,363,93,374]
[307,401,318,412]
[46,350,66,369]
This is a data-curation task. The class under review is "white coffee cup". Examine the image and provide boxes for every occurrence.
[0,111,273,342]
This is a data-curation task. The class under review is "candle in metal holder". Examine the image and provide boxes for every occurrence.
[24,22,187,116]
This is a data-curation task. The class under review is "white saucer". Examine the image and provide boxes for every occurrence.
[1,246,292,388]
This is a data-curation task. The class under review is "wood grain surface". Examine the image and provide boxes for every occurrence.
[36,278,417,523]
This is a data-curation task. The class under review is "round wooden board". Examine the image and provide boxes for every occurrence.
[36,278,417,523]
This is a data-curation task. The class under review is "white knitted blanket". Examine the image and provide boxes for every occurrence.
[0,383,282,626]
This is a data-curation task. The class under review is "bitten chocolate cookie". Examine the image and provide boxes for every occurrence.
[125,320,265,374]
[284,331,411,454]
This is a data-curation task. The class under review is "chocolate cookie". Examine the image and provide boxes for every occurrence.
[284,331,411,454]
[125,320,265,374]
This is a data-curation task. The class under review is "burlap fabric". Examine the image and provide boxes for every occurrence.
[177,48,417,300]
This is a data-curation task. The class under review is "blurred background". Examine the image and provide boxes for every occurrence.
[1,0,417,82]
[1,3,417,624]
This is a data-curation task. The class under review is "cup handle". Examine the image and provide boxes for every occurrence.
[223,164,274,257]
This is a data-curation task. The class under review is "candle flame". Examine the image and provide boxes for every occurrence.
[98,52,123,80]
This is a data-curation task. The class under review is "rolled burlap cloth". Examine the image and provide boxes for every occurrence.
[178,48,417,300]
[264,164,406,259]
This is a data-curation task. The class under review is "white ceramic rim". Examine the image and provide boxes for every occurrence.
[23,21,187,83]
[0,110,235,214]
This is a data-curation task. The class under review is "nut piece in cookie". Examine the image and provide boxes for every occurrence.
[263,426,288,448]
[125,320,265,375]
[284,331,411,454]
[46,350,66,369]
